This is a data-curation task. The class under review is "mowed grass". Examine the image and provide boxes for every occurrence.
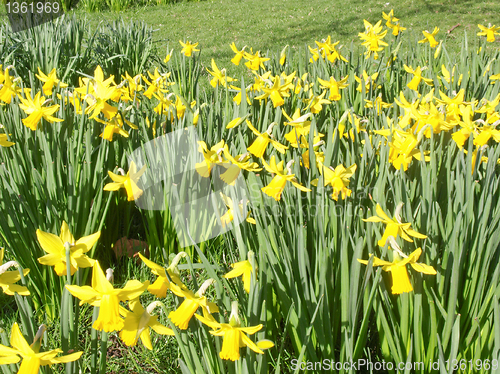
[73,0,498,71]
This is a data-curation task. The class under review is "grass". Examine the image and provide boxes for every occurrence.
[70,0,499,71]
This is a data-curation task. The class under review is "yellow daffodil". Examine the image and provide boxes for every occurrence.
[355,71,379,93]
[255,75,293,108]
[473,124,500,146]
[163,48,173,63]
[363,203,427,247]
[317,75,349,101]
[168,279,219,330]
[75,66,120,120]
[477,24,500,42]
[382,10,406,35]
[283,110,315,147]
[404,65,433,91]
[0,248,30,296]
[223,251,256,293]
[18,92,63,131]
[207,59,236,88]
[358,248,435,294]
[358,239,436,294]
[95,115,137,141]
[179,40,199,57]
[119,300,174,350]
[314,36,348,63]
[143,68,171,99]
[243,50,270,71]
[0,134,14,147]
[36,221,99,277]
[66,261,149,332]
[221,145,262,185]
[261,156,311,201]
[230,43,246,65]
[120,72,144,101]
[358,20,388,60]
[104,161,147,201]
[311,162,357,201]
[219,193,256,227]
[246,121,288,158]
[35,67,68,96]
[451,105,479,149]
[0,323,82,373]
[305,90,331,114]
[364,94,391,115]
[418,27,440,48]
[279,45,288,65]
[0,68,22,104]
[195,301,273,361]
[388,129,428,171]
[195,139,227,177]
[137,252,187,298]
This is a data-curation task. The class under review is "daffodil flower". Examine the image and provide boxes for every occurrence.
[305,90,331,114]
[363,203,427,247]
[261,156,311,201]
[219,192,256,227]
[221,145,262,185]
[66,261,149,332]
[95,115,137,141]
[477,24,500,42]
[418,27,440,48]
[0,133,14,147]
[358,238,436,294]
[36,221,99,277]
[230,43,246,65]
[195,139,227,177]
[311,162,357,201]
[195,301,274,361]
[473,123,500,146]
[168,279,219,330]
[223,251,256,293]
[255,75,293,108]
[0,323,82,373]
[0,68,22,104]
[75,66,121,120]
[354,71,379,93]
[0,248,30,296]
[163,48,173,63]
[207,59,235,88]
[243,50,270,71]
[246,121,288,158]
[143,68,171,99]
[119,300,174,350]
[179,40,199,57]
[404,65,433,91]
[18,92,63,131]
[137,252,187,298]
[104,161,147,201]
[35,67,68,96]
[358,19,388,60]
[318,75,349,101]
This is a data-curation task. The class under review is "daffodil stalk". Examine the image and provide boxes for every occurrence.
[60,241,79,374]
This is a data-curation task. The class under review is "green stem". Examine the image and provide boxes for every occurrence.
[90,308,100,374]
[99,330,109,374]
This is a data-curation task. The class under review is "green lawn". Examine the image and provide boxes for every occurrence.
[67,0,499,69]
